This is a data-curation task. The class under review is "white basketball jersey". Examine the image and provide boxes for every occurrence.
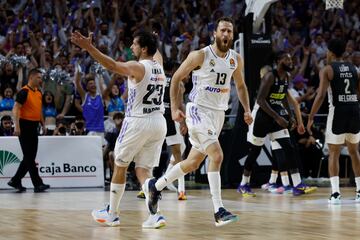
[125,59,166,117]
[189,45,238,111]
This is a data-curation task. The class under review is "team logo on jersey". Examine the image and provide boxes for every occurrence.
[229,58,235,69]
[209,59,216,67]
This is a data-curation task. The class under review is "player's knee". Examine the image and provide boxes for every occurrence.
[211,151,223,166]
[186,159,202,171]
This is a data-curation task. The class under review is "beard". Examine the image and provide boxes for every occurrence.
[215,37,233,53]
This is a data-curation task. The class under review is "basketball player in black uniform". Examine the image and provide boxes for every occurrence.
[162,62,188,200]
[238,51,314,196]
[308,38,360,204]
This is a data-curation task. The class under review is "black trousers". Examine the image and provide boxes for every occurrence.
[12,119,43,187]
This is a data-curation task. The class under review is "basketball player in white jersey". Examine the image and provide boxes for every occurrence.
[144,17,253,227]
[71,30,167,228]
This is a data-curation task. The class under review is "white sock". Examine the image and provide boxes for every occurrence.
[109,183,125,215]
[240,175,250,185]
[291,173,302,187]
[155,163,186,191]
[165,162,174,174]
[178,175,185,192]
[281,174,290,187]
[356,177,360,192]
[330,176,340,194]
[269,173,277,184]
[207,172,224,212]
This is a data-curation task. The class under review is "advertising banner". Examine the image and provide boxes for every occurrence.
[0,136,104,189]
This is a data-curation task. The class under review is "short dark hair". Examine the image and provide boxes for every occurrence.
[84,74,95,85]
[133,31,158,56]
[1,115,12,123]
[328,38,346,58]
[214,17,233,31]
[28,68,43,78]
[113,112,125,120]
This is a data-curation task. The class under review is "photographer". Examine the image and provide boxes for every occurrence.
[70,115,87,136]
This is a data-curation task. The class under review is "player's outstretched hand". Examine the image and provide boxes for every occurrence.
[172,109,186,123]
[70,31,93,51]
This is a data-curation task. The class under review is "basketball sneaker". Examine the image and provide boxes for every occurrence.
[268,184,284,194]
[328,192,341,205]
[144,178,162,215]
[137,190,145,199]
[261,182,275,190]
[237,183,256,197]
[293,183,318,196]
[355,190,360,203]
[214,207,239,227]
[91,205,120,227]
[178,191,187,200]
[283,185,293,194]
[142,213,166,229]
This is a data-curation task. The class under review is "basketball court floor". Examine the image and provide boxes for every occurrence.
[1,187,360,240]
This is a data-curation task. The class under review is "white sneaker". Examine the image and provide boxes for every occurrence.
[166,182,177,192]
[328,192,342,205]
[91,205,120,226]
[142,213,166,229]
[356,191,360,203]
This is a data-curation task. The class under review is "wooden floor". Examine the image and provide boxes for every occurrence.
[1,187,360,240]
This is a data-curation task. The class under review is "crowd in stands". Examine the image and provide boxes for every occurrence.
[0,0,359,180]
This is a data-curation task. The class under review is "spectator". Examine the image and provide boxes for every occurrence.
[0,85,15,118]
[0,115,13,136]
[42,91,57,135]
[53,119,68,136]
[75,71,105,146]
[70,115,87,136]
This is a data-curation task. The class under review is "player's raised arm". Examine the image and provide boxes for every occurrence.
[170,50,204,122]
[71,31,144,81]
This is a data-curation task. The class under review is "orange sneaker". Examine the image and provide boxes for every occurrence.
[178,191,187,200]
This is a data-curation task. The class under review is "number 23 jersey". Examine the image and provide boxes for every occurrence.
[126,59,166,117]
[189,45,238,111]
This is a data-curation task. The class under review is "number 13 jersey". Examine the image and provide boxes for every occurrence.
[189,45,238,111]
[126,59,166,117]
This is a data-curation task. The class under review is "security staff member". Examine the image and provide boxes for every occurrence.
[8,68,50,192]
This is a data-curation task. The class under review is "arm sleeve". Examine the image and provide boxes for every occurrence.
[16,89,28,105]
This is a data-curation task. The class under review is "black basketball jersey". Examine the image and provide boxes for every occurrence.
[164,75,171,114]
[329,62,359,107]
[266,69,289,115]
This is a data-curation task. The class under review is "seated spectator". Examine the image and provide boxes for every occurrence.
[0,85,15,118]
[0,115,13,136]
[70,115,87,136]
[42,91,57,135]
[289,74,316,113]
